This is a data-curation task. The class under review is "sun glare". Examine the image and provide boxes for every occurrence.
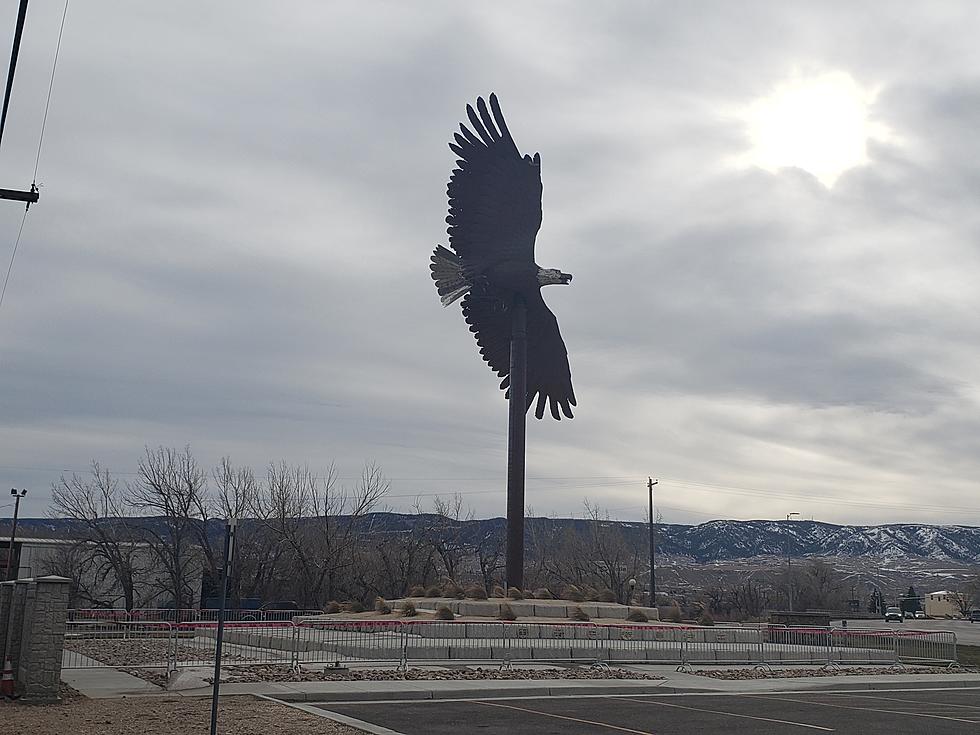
[739,71,888,188]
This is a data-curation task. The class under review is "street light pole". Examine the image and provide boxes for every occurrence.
[209,516,237,735]
[785,512,799,611]
[648,477,658,605]
[5,489,27,581]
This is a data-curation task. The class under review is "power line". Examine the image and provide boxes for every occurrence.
[0,207,28,311]
[31,0,69,183]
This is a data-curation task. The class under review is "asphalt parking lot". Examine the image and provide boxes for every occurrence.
[312,688,980,734]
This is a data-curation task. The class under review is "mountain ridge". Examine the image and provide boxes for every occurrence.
[6,515,979,563]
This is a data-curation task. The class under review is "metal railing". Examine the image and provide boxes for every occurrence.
[61,615,958,671]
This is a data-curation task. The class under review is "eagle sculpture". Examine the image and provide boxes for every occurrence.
[430,94,575,420]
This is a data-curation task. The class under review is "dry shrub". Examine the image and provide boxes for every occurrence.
[583,586,601,601]
[442,582,464,599]
[400,600,417,617]
[408,585,425,597]
[345,600,365,613]
[498,603,517,621]
[662,604,683,623]
[626,609,649,623]
[424,585,442,598]
[598,589,617,603]
[465,585,488,600]
[434,605,455,620]
[569,606,590,621]
[533,588,553,600]
[490,585,506,598]
[506,587,524,600]
[698,611,715,626]
[324,601,342,614]
[562,585,586,602]
[374,597,392,615]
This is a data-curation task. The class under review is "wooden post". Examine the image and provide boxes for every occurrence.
[505,296,527,589]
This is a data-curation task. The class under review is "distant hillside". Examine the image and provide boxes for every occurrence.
[5,515,980,563]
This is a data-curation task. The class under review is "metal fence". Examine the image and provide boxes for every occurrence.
[61,615,957,671]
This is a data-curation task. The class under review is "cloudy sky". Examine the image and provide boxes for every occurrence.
[1,1,979,526]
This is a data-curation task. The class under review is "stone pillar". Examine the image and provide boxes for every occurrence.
[0,581,12,663]
[17,576,70,702]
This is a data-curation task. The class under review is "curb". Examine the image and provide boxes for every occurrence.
[273,677,980,703]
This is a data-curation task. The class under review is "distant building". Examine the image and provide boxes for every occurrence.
[1,536,204,609]
[924,590,964,618]
[1,537,75,580]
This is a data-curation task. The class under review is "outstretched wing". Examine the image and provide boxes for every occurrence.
[462,288,576,420]
[447,94,542,266]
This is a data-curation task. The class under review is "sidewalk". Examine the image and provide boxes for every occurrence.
[61,665,980,702]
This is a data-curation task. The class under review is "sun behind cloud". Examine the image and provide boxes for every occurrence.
[738,70,892,187]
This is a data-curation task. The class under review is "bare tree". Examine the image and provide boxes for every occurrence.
[127,446,209,610]
[50,463,145,610]
[252,461,387,606]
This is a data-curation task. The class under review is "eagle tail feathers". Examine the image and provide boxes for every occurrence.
[430,245,470,307]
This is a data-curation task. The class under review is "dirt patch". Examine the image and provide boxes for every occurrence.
[693,665,977,680]
[0,694,362,735]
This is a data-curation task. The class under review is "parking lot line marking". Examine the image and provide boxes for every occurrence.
[830,692,980,711]
[759,695,980,724]
[257,696,407,735]
[620,696,834,731]
[474,700,657,734]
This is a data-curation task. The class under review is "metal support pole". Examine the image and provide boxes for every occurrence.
[5,489,26,581]
[505,296,527,590]
[648,477,658,604]
[209,517,236,735]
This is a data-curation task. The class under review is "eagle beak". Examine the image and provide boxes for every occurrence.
[562,273,573,284]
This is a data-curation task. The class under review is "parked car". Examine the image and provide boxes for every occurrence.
[884,606,903,622]
[969,609,980,623]
[914,610,926,619]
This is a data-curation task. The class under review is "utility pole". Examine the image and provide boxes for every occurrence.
[648,477,658,605]
[0,0,40,208]
[785,511,799,610]
[5,488,27,581]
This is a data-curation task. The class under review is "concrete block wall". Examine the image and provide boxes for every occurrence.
[1,576,71,702]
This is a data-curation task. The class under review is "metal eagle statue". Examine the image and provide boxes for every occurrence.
[430,94,576,420]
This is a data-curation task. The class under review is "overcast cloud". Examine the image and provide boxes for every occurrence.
[1,1,979,526]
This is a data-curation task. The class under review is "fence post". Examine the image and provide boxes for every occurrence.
[168,623,178,673]
[892,631,899,664]
[290,623,300,672]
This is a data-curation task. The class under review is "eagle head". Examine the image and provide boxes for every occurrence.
[537,267,572,286]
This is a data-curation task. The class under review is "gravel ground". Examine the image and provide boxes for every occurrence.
[65,638,244,666]
[131,664,666,685]
[0,693,363,735]
[693,665,977,679]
